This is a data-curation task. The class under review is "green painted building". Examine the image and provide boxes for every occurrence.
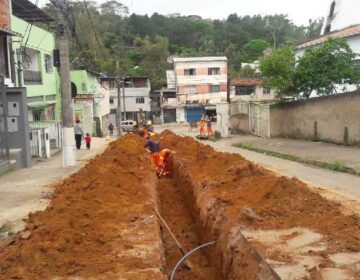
[71,69,110,136]
[10,1,60,122]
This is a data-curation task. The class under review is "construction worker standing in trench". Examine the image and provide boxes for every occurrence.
[144,136,160,171]
[158,148,171,177]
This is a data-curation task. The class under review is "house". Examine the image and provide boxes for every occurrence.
[296,24,360,94]
[230,78,275,103]
[108,76,151,126]
[10,0,59,122]
[172,56,228,122]
[70,70,110,136]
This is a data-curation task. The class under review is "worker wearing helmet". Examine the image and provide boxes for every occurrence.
[158,148,171,177]
[199,117,205,136]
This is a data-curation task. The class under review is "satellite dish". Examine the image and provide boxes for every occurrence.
[167,55,177,64]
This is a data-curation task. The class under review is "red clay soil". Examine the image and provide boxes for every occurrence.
[158,177,221,280]
[158,131,360,255]
[0,134,164,280]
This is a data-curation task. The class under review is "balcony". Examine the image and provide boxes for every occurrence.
[23,70,42,85]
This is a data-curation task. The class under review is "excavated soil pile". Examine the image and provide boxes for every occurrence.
[158,130,360,278]
[0,134,164,280]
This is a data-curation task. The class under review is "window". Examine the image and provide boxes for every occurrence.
[185,86,196,94]
[209,85,220,93]
[136,97,145,104]
[235,86,255,95]
[110,98,114,104]
[44,54,53,73]
[208,67,220,75]
[263,87,271,95]
[184,68,196,76]
[33,110,45,121]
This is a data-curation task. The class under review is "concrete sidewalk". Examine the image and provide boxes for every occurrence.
[0,137,111,234]
[231,134,360,171]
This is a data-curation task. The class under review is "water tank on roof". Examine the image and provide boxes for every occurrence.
[322,0,360,34]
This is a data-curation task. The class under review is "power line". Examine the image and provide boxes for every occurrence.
[83,0,106,58]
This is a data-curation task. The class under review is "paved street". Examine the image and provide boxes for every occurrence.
[0,137,111,233]
[157,124,360,214]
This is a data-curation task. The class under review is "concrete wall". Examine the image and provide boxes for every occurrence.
[230,113,249,134]
[270,92,360,144]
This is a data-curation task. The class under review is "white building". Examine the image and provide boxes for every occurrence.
[172,56,228,122]
[109,77,151,126]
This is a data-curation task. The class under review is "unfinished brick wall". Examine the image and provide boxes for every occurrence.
[0,0,10,28]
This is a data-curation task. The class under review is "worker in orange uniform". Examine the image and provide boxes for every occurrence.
[206,115,213,136]
[144,136,160,171]
[199,117,205,136]
[158,149,171,177]
[143,125,149,138]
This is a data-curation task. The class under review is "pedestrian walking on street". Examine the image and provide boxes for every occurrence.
[108,123,114,136]
[74,120,83,150]
[84,133,92,150]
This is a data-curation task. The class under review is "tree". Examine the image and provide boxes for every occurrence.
[260,45,296,99]
[242,39,271,62]
[239,65,257,77]
[293,38,360,98]
[100,0,129,17]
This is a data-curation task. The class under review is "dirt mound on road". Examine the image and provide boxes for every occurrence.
[158,130,360,254]
[0,134,163,279]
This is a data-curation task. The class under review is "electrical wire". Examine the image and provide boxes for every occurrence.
[170,241,217,280]
[83,0,106,58]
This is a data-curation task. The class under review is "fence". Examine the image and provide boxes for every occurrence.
[230,101,270,138]
[29,121,62,149]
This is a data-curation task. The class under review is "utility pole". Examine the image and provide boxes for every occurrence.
[117,78,123,136]
[57,6,76,166]
[122,75,126,119]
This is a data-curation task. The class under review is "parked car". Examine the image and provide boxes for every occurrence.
[121,120,137,132]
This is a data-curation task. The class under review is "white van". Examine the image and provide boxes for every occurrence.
[121,120,137,132]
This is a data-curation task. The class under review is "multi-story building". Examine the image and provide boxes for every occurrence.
[11,0,59,122]
[108,76,151,127]
[172,56,228,122]
[70,70,110,136]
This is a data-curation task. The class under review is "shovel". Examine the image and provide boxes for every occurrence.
[151,205,194,270]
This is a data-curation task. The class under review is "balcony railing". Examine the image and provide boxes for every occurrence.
[23,70,42,85]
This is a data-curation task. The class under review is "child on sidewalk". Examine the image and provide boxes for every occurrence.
[84,133,92,150]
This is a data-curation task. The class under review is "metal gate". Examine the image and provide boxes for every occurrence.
[249,103,270,138]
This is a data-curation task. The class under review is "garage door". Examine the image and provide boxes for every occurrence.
[185,106,204,122]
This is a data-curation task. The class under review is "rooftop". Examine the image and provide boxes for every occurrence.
[172,56,227,63]
[12,0,54,23]
[296,24,360,50]
[230,77,263,86]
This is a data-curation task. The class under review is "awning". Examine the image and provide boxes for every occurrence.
[12,0,54,23]
[204,105,216,110]
[0,27,19,36]
[185,104,204,109]
[28,101,55,110]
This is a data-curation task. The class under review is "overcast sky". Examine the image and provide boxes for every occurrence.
[35,0,359,27]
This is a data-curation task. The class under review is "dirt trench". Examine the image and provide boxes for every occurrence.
[158,177,221,279]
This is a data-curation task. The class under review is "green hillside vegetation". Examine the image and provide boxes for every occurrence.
[42,0,323,89]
